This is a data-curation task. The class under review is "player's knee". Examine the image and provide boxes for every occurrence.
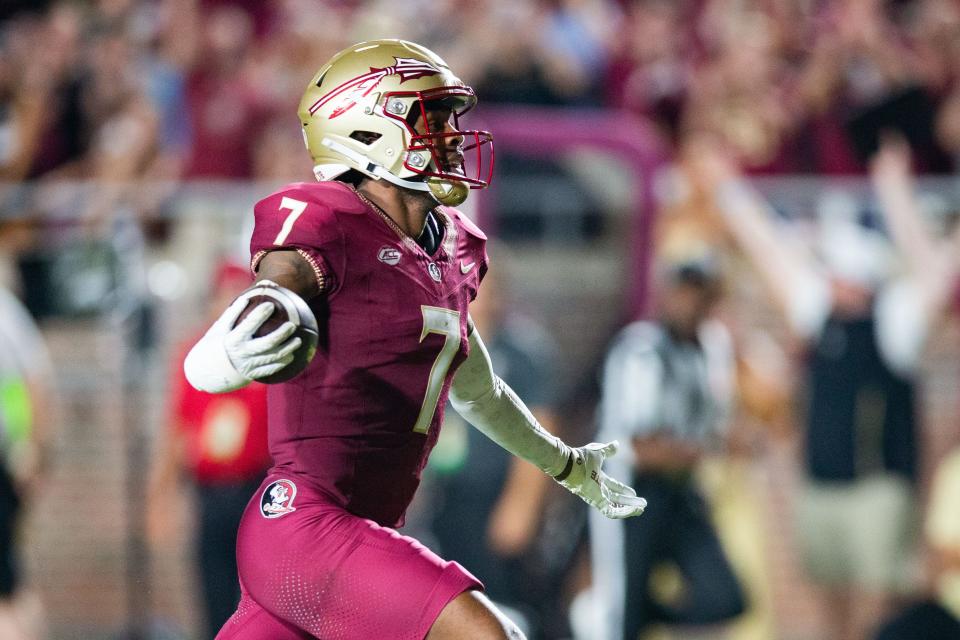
[428,590,527,640]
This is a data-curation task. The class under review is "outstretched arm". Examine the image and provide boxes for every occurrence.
[449,319,646,519]
[870,137,957,318]
[687,142,831,339]
[183,250,319,393]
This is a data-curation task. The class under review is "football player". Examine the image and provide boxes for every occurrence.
[184,39,645,640]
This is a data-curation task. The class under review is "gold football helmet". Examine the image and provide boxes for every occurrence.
[298,39,494,206]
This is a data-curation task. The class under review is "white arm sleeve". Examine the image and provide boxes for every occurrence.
[449,327,571,477]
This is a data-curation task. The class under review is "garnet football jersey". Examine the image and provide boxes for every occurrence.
[248,181,487,526]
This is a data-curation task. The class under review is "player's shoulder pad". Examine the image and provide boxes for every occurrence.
[440,206,487,242]
[254,181,366,219]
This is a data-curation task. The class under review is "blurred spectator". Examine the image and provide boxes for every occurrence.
[427,247,571,640]
[866,133,960,640]
[685,6,797,172]
[790,0,919,173]
[0,5,85,180]
[694,140,930,640]
[0,18,49,182]
[0,1,53,22]
[251,117,314,183]
[182,4,263,178]
[602,0,960,174]
[396,0,617,107]
[4,0,960,181]
[655,167,794,640]
[872,445,960,640]
[0,282,53,640]
[146,261,270,638]
[590,246,746,640]
[78,23,161,225]
[937,88,960,167]
[605,0,691,140]
[924,445,960,635]
[455,4,572,105]
[136,1,193,160]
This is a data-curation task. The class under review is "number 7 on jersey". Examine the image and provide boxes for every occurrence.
[413,306,461,434]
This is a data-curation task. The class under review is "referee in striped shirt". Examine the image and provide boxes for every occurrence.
[589,253,746,640]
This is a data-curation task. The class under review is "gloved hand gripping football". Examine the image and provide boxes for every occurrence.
[553,441,647,519]
[221,296,302,380]
[184,280,303,393]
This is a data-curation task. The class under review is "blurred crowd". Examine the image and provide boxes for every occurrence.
[3,0,960,195]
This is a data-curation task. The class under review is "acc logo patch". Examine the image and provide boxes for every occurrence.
[378,246,402,266]
[260,479,297,519]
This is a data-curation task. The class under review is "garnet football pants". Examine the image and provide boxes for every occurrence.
[216,473,482,640]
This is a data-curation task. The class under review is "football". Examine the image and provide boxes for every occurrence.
[233,283,319,384]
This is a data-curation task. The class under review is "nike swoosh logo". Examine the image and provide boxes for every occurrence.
[460,261,475,274]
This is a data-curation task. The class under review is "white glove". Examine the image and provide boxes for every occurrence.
[184,287,301,393]
[554,441,646,519]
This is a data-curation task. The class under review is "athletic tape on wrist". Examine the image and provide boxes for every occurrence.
[553,451,576,482]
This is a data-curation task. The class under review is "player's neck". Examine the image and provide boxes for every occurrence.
[356,179,435,239]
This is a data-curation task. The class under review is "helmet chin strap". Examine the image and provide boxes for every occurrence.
[426,178,469,206]
[319,138,469,206]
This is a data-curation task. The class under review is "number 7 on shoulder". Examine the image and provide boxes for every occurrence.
[274,197,308,245]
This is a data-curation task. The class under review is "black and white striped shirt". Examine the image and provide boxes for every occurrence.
[598,319,735,451]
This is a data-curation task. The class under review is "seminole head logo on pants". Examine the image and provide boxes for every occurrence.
[260,479,297,518]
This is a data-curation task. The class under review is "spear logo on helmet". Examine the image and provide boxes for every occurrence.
[309,57,442,119]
